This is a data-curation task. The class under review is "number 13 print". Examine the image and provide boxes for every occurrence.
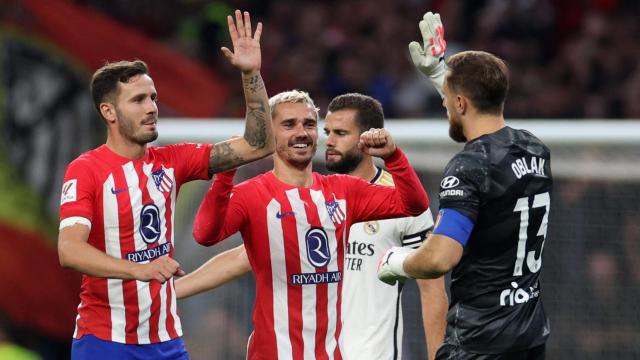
[513,192,550,276]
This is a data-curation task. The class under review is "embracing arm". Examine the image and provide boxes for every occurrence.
[193,170,239,246]
[175,244,251,299]
[58,224,184,282]
[208,10,274,176]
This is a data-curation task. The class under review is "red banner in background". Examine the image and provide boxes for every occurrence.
[22,0,229,117]
[0,222,80,340]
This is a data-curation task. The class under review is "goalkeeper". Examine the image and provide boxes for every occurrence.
[378,11,552,360]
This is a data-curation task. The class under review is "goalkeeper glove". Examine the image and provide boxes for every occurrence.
[377,246,413,285]
[408,11,447,97]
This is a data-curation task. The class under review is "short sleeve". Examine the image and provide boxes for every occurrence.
[166,143,213,185]
[438,151,489,223]
[59,158,96,223]
[399,208,435,249]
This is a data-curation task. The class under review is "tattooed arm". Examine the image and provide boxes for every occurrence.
[209,10,275,175]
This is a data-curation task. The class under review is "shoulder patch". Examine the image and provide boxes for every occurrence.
[61,179,78,205]
[375,170,395,187]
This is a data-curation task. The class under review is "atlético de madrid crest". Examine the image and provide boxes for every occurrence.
[325,195,345,225]
[152,167,173,193]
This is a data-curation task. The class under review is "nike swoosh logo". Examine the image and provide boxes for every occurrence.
[111,187,128,195]
[276,211,295,219]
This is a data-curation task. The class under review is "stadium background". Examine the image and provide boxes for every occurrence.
[0,0,639,359]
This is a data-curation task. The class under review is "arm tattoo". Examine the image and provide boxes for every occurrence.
[243,74,265,94]
[209,142,244,176]
[244,101,268,148]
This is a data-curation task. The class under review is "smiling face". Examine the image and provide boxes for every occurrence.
[272,102,318,167]
[324,109,364,174]
[107,74,159,145]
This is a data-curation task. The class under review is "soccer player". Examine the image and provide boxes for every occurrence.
[175,93,447,359]
[57,10,274,359]
[378,13,552,360]
[190,89,429,359]
[324,93,447,360]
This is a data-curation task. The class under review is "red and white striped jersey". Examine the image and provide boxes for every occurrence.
[193,149,428,360]
[59,143,212,344]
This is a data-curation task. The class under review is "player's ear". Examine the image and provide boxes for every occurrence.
[100,102,117,124]
[456,95,467,115]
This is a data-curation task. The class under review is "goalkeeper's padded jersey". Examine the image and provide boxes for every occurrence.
[192,148,429,360]
[342,167,434,360]
[438,126,552,353]
[59,143,213,344]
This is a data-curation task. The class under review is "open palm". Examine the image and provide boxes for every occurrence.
[221,10,263,73]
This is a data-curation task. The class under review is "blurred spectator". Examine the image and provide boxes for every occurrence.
[60,0,639,119]
[572,247,640,359]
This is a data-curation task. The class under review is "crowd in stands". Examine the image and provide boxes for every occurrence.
[75,0,640,118]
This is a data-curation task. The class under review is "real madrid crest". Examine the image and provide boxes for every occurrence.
[363,221,379,235]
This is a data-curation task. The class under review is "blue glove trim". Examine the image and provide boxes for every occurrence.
[432,208,474,247]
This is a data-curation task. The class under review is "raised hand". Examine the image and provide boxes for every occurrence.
[409,11,447,75]
[133,256,185,283]
[221,10,263,74]
[358,128,397,159]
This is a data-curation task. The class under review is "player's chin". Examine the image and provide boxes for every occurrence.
[290,152,314,164]
[138,130,159,144]
[325,154,341,163]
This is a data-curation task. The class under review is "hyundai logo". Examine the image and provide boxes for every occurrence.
[440,176,460,189]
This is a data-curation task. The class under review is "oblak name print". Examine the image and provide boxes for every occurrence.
[511,156,546,179]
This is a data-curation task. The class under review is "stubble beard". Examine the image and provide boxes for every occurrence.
[448,115,467,143]
[278,141,316,169]
[117,110,158,145]
[326,148,363,174]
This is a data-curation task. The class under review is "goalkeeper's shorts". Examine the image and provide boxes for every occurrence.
[435,342,545,360]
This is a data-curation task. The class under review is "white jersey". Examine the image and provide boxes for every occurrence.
[342,168,434,360]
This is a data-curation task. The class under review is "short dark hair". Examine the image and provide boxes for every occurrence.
[327,93,384,132]
[90,60,149,119]
[445,51,509,115]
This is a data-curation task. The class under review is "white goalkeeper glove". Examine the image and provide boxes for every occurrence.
[377,246,413,285]
[409,11,447,97]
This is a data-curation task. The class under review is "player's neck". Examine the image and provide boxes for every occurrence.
[463,112,506,142]
[272,158,314,187]
[106,133,147,159]
[348,157,377,182]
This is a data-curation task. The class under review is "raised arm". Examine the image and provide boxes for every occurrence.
[175,244,251,299]
[208,10,275,176]
[354,128,430,219]
[409,11,448,97]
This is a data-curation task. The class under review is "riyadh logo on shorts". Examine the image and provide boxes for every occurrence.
[305,227,330,268]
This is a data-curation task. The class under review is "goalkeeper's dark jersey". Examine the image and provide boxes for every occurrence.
[438,126,552,354]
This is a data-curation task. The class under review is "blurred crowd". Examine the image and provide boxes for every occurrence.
[73,0,640,118]
[545,178,640,359]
